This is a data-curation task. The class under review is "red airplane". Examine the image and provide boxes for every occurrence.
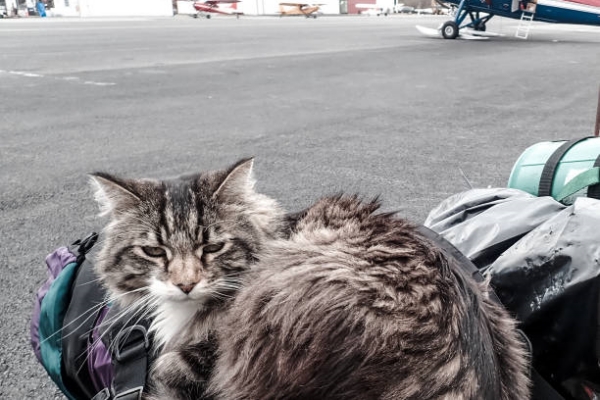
[193,0,243,18]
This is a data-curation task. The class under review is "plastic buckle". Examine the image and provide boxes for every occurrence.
[113,386,144,400]
[72,232,98,254]
[91,388,111,400]
[71,232,99,263]
[113,325,149,363]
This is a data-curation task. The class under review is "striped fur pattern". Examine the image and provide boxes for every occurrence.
[91,159,530,400]
[207,195,531,400]
[91,159,286,398]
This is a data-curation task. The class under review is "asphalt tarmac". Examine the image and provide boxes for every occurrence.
[1,13,600,399]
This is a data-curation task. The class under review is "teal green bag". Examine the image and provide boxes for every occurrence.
[31,235,98,400]
[507,137,600,204]
[38,261,80,399]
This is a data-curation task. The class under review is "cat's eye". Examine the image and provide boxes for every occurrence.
[203,243,225,254]
[141,246,166,258]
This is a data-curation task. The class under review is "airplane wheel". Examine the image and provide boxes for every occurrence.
[441,21,459,39]
[193,13,198,18]
[474,22,486,31]
[206,14,211,19]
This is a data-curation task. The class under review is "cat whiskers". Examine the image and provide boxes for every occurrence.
[209,291,236,300]
[40,286,150,346]
[97,292,157,354]
[99,290,159,344]
[74,276,104,287]
[209,278,244,300]
[76,289,159,375]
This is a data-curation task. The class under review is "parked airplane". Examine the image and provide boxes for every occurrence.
[278,2,324,17]
[193,0,243,18]
[425,0,600,39]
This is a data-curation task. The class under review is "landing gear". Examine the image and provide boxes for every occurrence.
[193,12,211,19]
[441,21,459,39]
[437,0,494,39]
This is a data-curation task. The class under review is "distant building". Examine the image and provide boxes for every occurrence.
[49,0,173,17]
[347,0,395,14]
[0,0,31,17]
[5,0,422,17]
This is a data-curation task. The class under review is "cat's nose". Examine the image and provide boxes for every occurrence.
[177,283,197,294]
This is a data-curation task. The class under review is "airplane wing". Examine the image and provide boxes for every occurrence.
[205,0,241,4]
[564,0,600,6]
[279,2,325,5]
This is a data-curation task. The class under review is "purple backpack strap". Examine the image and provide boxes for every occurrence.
[88,305,113,393]
[31,247,77,362]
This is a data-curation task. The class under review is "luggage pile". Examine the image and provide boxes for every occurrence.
[425,137,600,400]
[31,137,600,400]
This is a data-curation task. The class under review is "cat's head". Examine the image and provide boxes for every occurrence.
[90,158,284,309]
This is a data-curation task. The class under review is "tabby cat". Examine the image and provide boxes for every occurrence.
[91,158,530,400]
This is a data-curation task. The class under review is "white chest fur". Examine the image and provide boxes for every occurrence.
[151,301,200,349]
[150,300,219,351]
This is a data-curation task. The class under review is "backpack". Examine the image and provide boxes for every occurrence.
[31,233,152,400]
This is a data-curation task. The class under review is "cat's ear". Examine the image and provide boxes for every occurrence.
[213,158,256,200]
[89,172,142,217]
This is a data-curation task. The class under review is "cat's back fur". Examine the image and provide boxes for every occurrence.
[209,195,530,400]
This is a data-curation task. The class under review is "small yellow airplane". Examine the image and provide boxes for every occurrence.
[279,2,324,17]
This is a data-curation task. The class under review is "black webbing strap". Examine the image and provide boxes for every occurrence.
[62,233,103,399]
[93,303,151,400]
[538,138,591,197]
[415,225,566,400]
[111,324,150,400]
[585,153,600,199]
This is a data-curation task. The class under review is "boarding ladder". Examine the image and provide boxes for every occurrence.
[515,6,535,39]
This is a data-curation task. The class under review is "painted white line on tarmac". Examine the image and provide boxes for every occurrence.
[9,70,44,77]
[83,81,116,86]
[1,69,116,86]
